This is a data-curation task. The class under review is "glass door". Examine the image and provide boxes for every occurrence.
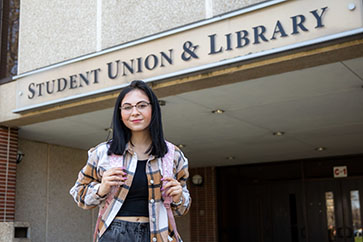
[306,179,363,242]
[306,180,345,242]
[341,179,363,242]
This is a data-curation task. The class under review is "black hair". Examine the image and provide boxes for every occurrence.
[107,80,168,158]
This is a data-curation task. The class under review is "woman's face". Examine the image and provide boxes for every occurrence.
[120,89,152,133]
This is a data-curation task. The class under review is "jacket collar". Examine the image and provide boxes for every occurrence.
[125,142,155,160]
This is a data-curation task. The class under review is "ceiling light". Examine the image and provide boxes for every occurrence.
[212,109,225,114]
[315,147,326,152]
[177,144,186,148]
[158,100,166,106]
[273,131,285,136]
[226,156,235,160]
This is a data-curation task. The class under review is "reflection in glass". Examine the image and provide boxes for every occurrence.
[350,190,362,241]
[325,192,336,241]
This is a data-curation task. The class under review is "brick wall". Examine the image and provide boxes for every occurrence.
[189,167,218,242]
[0,126,18,222]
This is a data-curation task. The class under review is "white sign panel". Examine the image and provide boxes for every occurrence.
[333,166,348,178]
[14,0,363,112]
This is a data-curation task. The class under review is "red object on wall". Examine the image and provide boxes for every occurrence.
[0,126,18,222]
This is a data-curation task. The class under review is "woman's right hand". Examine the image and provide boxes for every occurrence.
[97,167,127,197]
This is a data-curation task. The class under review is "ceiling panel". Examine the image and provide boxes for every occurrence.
[176,61,363,111]
[343,57,363,80]
[231,89,363,132]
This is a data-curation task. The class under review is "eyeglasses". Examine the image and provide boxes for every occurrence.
[120,101,151,113]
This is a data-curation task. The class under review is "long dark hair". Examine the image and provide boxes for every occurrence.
[107,80,168,158]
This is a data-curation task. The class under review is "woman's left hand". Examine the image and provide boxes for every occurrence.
[162,177,183,203]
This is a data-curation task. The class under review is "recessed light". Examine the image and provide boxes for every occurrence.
[177,144,186,148]
[158,100,166,106]
[315,147,326,152]
[226,156,235,160]
[273,131,285,136]
[212,109,225,114]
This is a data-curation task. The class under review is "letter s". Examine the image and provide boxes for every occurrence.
[28,83,35,99]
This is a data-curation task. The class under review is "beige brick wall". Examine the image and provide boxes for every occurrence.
[15,139,95,242]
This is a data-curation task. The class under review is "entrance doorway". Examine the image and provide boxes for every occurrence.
[217,155,363,242]
[306,178,363,242]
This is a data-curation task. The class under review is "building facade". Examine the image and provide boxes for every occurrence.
[1,0,363,241]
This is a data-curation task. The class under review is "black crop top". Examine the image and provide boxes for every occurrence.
[117,160,149,217]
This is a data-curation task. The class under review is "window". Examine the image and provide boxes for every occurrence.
[0,0,19,83]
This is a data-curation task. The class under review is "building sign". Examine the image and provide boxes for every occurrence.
[14,0,363,112]
[333,166,348,178]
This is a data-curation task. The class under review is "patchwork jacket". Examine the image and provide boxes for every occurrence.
[70,141,191,242]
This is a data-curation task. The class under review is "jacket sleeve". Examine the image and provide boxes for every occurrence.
[172,146,192,216]
[69,146,106,210]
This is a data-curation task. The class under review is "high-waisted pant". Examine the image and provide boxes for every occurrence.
[99,219,150,242]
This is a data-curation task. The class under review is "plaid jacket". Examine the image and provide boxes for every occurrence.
[69,141,191,242]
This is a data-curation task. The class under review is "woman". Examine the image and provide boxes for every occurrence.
[70,80,191,242]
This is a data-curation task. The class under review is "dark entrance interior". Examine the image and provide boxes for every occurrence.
[217,154,363,242]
